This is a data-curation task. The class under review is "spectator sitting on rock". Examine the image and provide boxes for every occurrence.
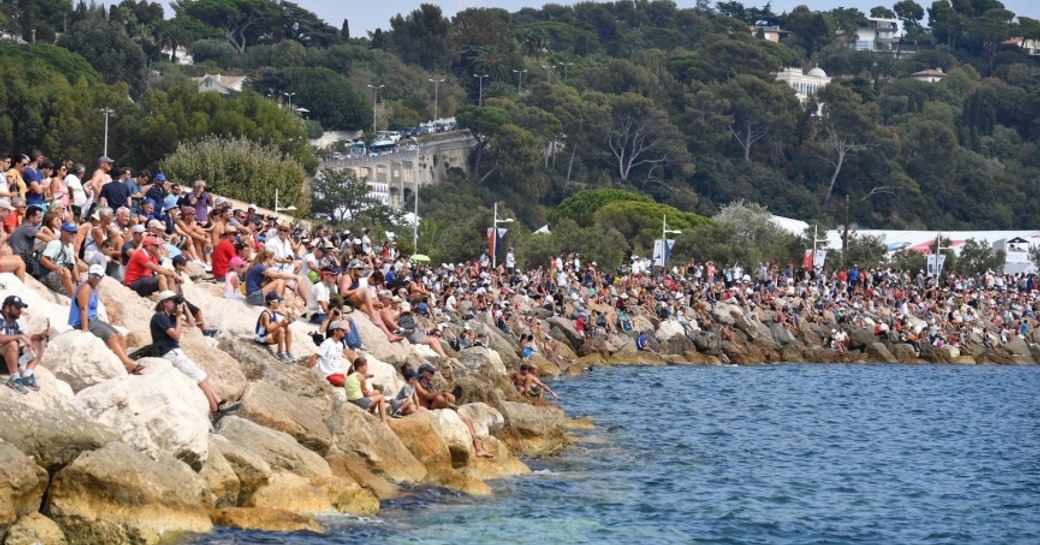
[244,250,301,306]
[169,255,218,337]
[151,291,240,419]
[306,268,337,324]
[38,222,79,295]
[71,264,144,375]
[389,368,421,417]
[414,363,494,458]
[223,256,248,299]
[345,357,390,427]
[341,259,402,343]
[123,236,180,298]
[306,319,352,386]
[1,295,49,394]
[512,363,559,400]
[254,291,295,363]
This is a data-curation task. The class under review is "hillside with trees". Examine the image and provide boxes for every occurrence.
[0,0,1038,263]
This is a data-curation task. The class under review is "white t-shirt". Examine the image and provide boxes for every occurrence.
[308,281,330,314]
[65,174,86,206]
[361,234,372,254]
[316,338,345,378]
[264,235,295,273]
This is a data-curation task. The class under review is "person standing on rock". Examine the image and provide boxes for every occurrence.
[151,291,240,419]
[1,295,48,394]
[71,264,144,375]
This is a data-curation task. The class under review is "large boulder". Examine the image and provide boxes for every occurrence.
[425,409,476,466]
[237,382,332,456]
[0,273,76,337]
[499,401,566,456]
[654,320,685,343]
[46,443,212,545]
[351,311,413,365]
[39,330,127,393]
[3,512,67,545]
[458,347,507,377]
[96,277,155,346]
[198,441,240,509]
[769,323,796,346]
[216,416,331,479]
[325,402,426,484]
[179,334,248,404]
[865,342,898,363]
[387,412,490,495]
[457,435,531,482]
[457,402,505,437]
[0,370,121,472]
[0,442,49,538]
[245,472,333,515]
[208,435,270,506]
[208,507,324,534]
[547,317,583,351]
[75,358,211,470]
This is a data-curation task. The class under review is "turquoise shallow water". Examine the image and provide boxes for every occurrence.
[191,364,1040,545]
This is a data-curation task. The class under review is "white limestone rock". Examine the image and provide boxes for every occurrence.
[40,330,127,393]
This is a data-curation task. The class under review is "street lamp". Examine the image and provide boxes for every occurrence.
[97,107,116,157]
[559,61,575,80]
[428,77,445,121]
[491,202,514,268]
[367,84,384,134]
[541,64,557,84]
[274,188,297,215]
[473,73,489,106]
[282,91,296,109]
[658,215,682,268]
[512,68,527,95]
[411,138,420,251]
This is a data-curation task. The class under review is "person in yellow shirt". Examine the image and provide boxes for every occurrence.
[5,154,27,200]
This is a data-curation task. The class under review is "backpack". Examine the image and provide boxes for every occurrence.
[22,247,45,280]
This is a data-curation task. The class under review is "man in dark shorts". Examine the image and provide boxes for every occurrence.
[123,236,180,298]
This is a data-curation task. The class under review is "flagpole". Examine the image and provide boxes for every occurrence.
[493,202,498,269]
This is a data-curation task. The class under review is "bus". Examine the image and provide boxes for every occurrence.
[368,139,397,156]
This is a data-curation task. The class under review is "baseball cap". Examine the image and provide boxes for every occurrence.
[131,224,147,234]
[143,236,163,246]
[265,292,283,303]
[154,173,167,181]
[2,295,28,309]
[418,364,436,374]
[402,368,419,380]
[60,222,78,234]
[146,219,164,230]
[98,155,114,164]
[229,256,247,268]
[400,301,412,313]
[88,264,106,278]
[328,320,347,332]
[172,255,187,266]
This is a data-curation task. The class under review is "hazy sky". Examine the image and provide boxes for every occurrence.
[137,1,1040,35]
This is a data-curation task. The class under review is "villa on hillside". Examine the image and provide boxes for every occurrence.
[750,24,789,43]
[776,66,831,102]
[193,73,248,95]
[911,68,946,83]
[1002,36,1040,56]
[849,17,900,51]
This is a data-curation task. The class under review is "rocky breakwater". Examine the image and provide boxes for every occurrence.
[539,296,1040,367]
[0,271,572,545]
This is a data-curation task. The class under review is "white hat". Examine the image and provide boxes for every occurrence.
[88,264,106,278]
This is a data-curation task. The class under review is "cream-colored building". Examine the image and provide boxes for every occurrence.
[776,66,831,102]
[911,68,946,83]
[193,73,248,95]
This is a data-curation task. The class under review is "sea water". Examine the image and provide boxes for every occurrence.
[192,364,1040,544]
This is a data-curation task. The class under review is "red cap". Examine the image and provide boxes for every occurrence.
[143,236,163,247]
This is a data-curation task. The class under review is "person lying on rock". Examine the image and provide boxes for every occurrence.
[151,290,240,419]
[413,363,494,458]
[1,295,48,394]
[345,357,390,428]
[71,264,143,375]
[254,292,295,363]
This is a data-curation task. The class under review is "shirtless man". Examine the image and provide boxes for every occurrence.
[415,364,493,458]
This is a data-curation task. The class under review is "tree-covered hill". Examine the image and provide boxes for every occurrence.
[0,0,1037,233]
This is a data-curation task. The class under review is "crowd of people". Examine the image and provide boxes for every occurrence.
[3,148,1038,423]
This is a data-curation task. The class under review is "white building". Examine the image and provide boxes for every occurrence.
[776,66,831,102]
[193,73,248,95]
[852,18,900,51]
[911,68,946,83]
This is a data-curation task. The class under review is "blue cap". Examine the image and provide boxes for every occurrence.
[154,173,167,181]
[144,198,156,207]
[403,368,419,380]
[265,292,282,302]
[60,222,78,234]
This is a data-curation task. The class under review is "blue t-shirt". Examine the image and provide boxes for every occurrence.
[23,167,44,206]
[100,181,131,209]
[245,263,267,295]
[149,311,178,354]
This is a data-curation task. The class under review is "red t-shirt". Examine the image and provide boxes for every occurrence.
[211,238,236,279]
[123,249,157,286]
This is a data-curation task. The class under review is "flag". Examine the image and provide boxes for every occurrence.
[803,249,813,269]
[487,227,507,258]
[927,254,946,277]
[652,239,676,267]
[813,250,827,270]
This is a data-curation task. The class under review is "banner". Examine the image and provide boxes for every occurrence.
[803,249,813,269]
[487,227,507,258]
[653,239,676,267]
[813,250,827,270]
[927,254,946,277]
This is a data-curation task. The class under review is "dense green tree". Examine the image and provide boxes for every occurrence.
[387,3,453,71]
[286,67,368,130]
[57,10,148,98]
[308,168,400,226]
[173,0,279,53]
[548,188,653,227]
[712,75,800,162]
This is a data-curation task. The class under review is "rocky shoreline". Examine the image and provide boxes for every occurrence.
[1,269,1036,545]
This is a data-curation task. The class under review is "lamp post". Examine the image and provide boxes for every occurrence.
[282,91,296,109]
[274,188,297,216]
[559,61,574,81]
[366,84,384,134]
[428,77,445,120]
[512,68,527,95]
[412,138,420,252]
[98,107,116,157]
[491,202,514,268]
[659,215,681,268]
[541,64,556,84]
[473,73,489,106]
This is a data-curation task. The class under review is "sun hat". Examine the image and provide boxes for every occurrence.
[328,320,347,332]
[88,264,106,278]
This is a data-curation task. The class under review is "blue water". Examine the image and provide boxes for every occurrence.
[192,364,1040,545]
